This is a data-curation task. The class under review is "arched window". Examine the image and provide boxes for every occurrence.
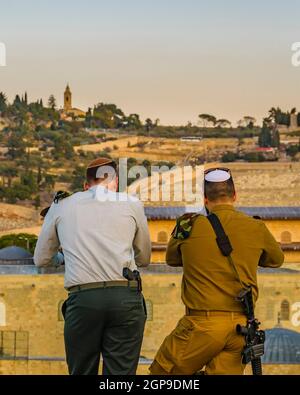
[281,300,290,320]
[145,300,153,321]
[281,231,292,244]
[157,231,168,244]
[58,300,65,321]
[0,299,6,327]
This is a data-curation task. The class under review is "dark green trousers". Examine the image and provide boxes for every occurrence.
[62,286,147,375]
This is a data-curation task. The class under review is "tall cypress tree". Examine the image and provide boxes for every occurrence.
[271,128,280,148]
[258,122,272,147]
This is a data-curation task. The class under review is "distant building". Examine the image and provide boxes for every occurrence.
[278,112,300,133]
[63,84,72,112]
[180,136,202,142]
[290,113,298,131]
[263,326,300,364]
[146,206,300,266]
[62,84,86,119]
[0,246,34,265]
[255,146,278,160]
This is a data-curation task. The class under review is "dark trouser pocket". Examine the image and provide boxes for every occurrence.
[61,300,67,320]
[142,296,148,318]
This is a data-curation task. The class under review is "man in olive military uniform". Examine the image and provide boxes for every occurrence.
[150,167,284,375]
[34,158,151,375]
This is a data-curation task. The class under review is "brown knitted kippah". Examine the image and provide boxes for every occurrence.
[86,157,114,169]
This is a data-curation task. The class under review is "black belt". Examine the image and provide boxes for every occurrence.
[67,280,138,294]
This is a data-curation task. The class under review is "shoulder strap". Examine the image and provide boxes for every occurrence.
[53,190,71,204]
[207,214,233,256]
[207,213,245,289]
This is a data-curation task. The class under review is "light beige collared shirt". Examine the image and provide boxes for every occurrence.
[34,186,151,288]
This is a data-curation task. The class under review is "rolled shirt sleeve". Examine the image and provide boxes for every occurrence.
[34,204,60,267]
[166,237,183,267]
[259,222,284,268]
[132,201,151,267]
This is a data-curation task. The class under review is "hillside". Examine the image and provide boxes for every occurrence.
[0,203,39,232]
[129,162,300,206]
[74,135,256,163]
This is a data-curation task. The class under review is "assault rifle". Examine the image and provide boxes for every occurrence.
[236,287,265,375]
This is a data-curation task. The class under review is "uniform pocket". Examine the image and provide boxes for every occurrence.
[173,316,195,340]
[154,350,175,374]
[154,316,195,372]
[121,298,144,311]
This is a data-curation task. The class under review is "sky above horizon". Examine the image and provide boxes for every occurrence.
[1,0,300,125]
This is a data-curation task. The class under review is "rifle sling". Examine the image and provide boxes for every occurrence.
[207,213,245,290]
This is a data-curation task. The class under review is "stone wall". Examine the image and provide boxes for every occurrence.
[148,219,300,265]
[0,268,300,374]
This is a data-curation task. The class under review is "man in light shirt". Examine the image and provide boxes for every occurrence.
[34,158,151,375]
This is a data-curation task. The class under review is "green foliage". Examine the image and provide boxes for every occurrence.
[258,123,280,148]
[243,152,266,162]
[6,131,27,159]
[70,166,86,192]
[155,161,176,169]
[51,134,75,160]
[0,92,8,113]
[126,114,142,129]
[286,144,300,158]
[44,174,55,188]
[58,173,73,183]
[48,94,56,110]
[221,152,239,162]
[34,194,41,209]
[0,165,18,187]
[198,114,217,127]
[145,118,154,132]
[0,183,32,203]
[21,171,38,192]
[0,233,38,254]
[215,119,231,128]
[271,128,280,148]
[267,107,290,125]
[92,103,125,129]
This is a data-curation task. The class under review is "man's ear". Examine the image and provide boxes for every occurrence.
[83,182,89,191]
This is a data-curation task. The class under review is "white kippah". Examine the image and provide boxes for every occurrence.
[204,169,230,182]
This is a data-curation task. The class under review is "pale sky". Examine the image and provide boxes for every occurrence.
[1,0,300,125]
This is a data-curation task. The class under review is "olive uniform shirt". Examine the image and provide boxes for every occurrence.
[166,204,284,312]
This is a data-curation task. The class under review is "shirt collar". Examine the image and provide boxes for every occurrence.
[89,184,107,193]
[210,204,235,213]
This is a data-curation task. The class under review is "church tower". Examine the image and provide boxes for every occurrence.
[64,84,72,111]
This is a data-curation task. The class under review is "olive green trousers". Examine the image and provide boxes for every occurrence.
[62,286,147,375]
[149,312,247,375]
